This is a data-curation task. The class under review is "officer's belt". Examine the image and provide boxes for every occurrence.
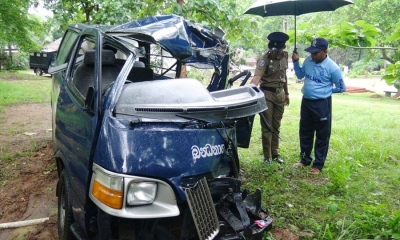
[260,86,283,93]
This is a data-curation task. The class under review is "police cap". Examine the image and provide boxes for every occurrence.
[267,32,289,50]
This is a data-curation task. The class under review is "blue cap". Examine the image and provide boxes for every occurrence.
[305,38,328,53]
[267,32,289,50]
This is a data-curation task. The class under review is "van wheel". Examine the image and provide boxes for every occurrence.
[35,68,43,76]
[58,171,74,240]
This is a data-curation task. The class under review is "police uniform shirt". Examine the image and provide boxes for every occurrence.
[255,51,288,89]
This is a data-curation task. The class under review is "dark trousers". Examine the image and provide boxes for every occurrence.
[299,96,332,170]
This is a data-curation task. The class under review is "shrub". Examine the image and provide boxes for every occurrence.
[5,53,28,70]
[186,67,214,85]
[351,59,384,76]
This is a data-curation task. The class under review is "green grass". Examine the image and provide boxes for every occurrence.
[240,83,400,239]
[0,70,49,80]
[0,71,51,111]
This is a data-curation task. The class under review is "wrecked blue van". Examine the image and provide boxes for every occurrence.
[50,15,272,240]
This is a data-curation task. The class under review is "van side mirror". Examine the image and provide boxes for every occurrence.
[83,86,95,116]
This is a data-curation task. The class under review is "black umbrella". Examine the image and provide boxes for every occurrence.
[244,0,354,49]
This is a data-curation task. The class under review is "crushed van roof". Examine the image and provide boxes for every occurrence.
[107,15,229,67]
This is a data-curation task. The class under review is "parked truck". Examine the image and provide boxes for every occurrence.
[29,51,56,76]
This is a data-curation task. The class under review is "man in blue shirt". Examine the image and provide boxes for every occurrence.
[292,38,346,175]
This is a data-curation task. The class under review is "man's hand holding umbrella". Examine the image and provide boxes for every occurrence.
[292,50,299,62]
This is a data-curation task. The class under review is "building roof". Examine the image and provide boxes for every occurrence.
[43,38,62,52]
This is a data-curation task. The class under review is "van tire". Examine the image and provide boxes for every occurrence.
[35,68,43,76]
[58,170,74,240]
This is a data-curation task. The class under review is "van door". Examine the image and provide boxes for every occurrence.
[54,28,104,228]
[236,115,255,148]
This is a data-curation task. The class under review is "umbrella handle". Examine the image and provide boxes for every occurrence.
[294,12,297,51]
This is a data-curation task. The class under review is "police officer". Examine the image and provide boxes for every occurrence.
[251,32,290,164]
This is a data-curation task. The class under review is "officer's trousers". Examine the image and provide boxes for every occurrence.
[261,90,285,158]
[299,96,332,170]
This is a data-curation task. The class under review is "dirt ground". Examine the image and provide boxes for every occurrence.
[0,102,302,240]
[0,103,58,239]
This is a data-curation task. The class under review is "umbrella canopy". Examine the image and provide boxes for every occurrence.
[244,0,354,49]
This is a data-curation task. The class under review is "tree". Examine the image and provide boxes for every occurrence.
[44,0,263,51]
[0,0,45,53]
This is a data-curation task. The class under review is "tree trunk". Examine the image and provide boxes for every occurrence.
[180,65,187,78]
[8,43,12,63]
[282,16,288,33]
[0,47,3,72]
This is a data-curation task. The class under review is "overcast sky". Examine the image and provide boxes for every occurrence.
[28,1,53,18]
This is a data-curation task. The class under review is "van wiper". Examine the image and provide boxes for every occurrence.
[127,114,233,129]
[176,114,234,129]
[176,114,210,125]
[127,115,205,128]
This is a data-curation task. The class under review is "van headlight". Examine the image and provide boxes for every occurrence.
[127,182,157,206]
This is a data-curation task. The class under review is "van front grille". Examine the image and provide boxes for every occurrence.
[184,178,219,240]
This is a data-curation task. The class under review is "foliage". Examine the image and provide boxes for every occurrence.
[4,53,29,70]
[0,0,46,53]
[358,0,400,40]
[186,67,214,86]
[303,0,400,46]
[386,22,400,50]
[44,0,263,49]
[44,0,89,28]
[381,22,400,89]
[0,0,53,72]
[29,14,58,48]
[350,58,384,75]
[326,21,381,48]
[381,62,400,89]
[290,20,382,49]
[176,0,261,46]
